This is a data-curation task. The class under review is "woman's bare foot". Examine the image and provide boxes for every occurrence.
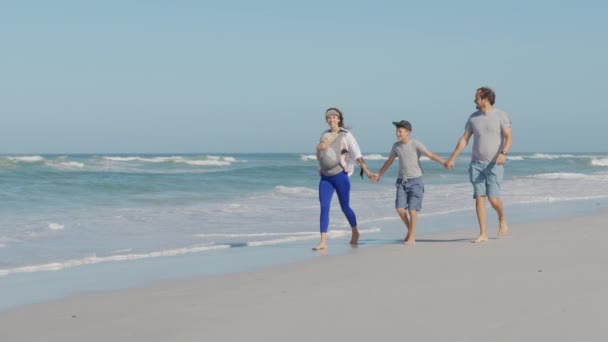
[349,229,359,245]
[312,244,327,251]
[472,235,488,243]
[314,233,328,250]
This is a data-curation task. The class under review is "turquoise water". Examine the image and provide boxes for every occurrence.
[1,152,607,310]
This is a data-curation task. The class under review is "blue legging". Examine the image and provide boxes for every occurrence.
[319,172,357,233]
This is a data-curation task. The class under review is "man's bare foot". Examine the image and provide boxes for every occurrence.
[498,221,508,238]
[349,229,359,245]
[312,244,327,251]
[472,235,488,243]
[404,238,415,245]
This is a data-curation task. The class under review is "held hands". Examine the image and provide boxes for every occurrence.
[370,173,380,183]
[361,169,378,182]
[444,159,455,170]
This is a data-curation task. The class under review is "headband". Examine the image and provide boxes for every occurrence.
[325,109,340,118]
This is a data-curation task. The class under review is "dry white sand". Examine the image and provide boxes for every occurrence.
[2,210,608,342]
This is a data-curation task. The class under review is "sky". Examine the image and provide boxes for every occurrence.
[2,0,607,154]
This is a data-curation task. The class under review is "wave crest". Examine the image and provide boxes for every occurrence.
[527,172,588,180]
[300,154,317,161]
[591,158,608,167]
[364,154,387,160]
[102,155,238,166]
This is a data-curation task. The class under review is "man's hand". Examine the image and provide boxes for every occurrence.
[444,159,455,170]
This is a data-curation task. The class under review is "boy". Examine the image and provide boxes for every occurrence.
[372,120,446,244]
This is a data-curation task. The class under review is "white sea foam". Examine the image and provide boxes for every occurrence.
[420,156,430,162]
[48,223,65,230]
[507,156,524,161]
[103,156,141,161]
[246,228,381,247]
[527,172,589,180]
[364,154,387,160]
[195,231,320,238]
[510,194,608,204]
[8,156,45,162]
[247,235,321,246]
[0,244,231,276]
[273,186,317,196]
[102,156,237,166]
[182,159,231,166]
[529,153,576,159]
[591,158,608,167]
[110,249,133,254]
[300,154,317,161]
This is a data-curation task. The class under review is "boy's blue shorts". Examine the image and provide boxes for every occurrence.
[395,177,424,211]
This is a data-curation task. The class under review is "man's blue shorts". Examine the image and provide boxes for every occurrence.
[395,177,424,211]
[468,161,503,198]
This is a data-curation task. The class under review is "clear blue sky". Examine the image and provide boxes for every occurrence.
[2,0,607,154]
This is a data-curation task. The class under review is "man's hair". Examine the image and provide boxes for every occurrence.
[476,87,496,105]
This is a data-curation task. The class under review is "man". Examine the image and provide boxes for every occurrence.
[445,87,512,243]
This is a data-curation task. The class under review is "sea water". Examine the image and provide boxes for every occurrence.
[1,153,607,310]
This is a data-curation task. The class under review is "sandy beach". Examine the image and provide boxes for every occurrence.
[1,210,607,342]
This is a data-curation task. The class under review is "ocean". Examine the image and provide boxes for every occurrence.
[1,152,608,310]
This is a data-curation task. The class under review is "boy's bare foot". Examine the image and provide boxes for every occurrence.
[472,235,488,243]
[312,244,327,251]
[498,221,508,238]
[349,229,359,245]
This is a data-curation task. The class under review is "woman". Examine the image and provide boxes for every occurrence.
[314,107,373,250]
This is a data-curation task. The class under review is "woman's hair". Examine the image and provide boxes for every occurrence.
[325,107,344,128]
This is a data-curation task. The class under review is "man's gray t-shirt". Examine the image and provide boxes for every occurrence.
[389,139,428,179]
[465,108,512,162]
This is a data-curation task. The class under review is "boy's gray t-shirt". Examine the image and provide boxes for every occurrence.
[389,139,428,179]
[465,108,512,163]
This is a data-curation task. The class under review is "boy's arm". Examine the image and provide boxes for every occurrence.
[424,150,446,165]
[374,155,396,182]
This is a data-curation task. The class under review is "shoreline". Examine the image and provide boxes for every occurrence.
[0,198,603,312]
[2,209,608,341]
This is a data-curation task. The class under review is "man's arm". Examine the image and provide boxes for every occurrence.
[496,127,512,165]
[445,130,472,169]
